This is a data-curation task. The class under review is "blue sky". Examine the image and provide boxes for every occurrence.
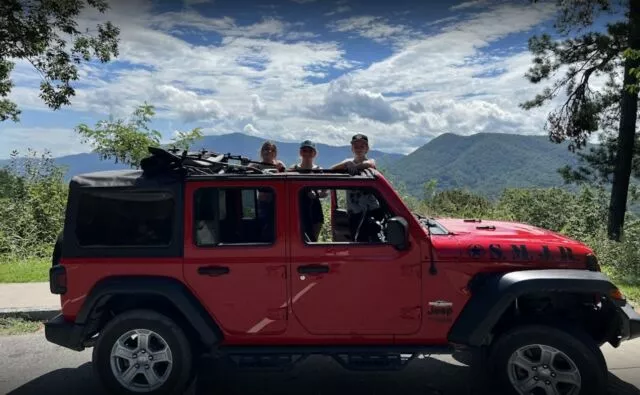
[1,0,622,158]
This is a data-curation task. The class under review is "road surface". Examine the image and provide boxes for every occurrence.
[1,330,639,395]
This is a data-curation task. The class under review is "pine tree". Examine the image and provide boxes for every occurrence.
[522,0,640,241]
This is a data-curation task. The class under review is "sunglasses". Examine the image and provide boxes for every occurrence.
[300,147,315,153]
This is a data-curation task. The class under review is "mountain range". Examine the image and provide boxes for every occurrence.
[0,132,583,198]
[384,132,581,198]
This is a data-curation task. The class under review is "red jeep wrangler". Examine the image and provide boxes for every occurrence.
[46,147,640,395]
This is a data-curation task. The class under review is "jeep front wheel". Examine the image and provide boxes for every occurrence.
[487,324,607,395]
[92,309,194,395]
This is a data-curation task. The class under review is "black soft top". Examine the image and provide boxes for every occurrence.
[69,169,182,190]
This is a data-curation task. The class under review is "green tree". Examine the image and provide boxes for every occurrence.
[522,0,639,241]
[76,103,204,168]
[1,0,120,122]
[0,149,68,257]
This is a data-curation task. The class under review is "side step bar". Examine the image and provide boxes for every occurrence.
[217,345,455,372]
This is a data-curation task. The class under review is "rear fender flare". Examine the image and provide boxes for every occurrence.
[76,276,222,348]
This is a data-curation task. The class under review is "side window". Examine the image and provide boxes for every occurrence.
[299,187,393,245]
[76,190,174,247]
[194,187,275,246]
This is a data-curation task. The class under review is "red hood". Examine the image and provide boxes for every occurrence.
[435,218,575,243]
[429,218,593,267]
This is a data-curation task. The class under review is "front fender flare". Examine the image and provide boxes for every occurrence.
[447,269,619,347]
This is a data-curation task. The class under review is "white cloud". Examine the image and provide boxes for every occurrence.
[450,0,489,11]
[325,5,352,16]
[307,77,408,124]
[408,102,426,113]
[425,16,460,27]
[328,16,418,44]
[290,0,316,3]
[155,85,227,122]
[243,123,261,136]
[251,94,268,116]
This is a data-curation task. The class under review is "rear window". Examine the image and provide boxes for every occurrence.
[75,190,174,247]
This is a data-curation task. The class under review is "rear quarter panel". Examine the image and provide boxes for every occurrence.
[59,258,184,321]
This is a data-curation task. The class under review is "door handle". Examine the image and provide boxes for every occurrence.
[198,265,230,276]
[297,264,329,274]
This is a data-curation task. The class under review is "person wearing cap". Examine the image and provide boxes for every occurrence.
[331,134,382,242]
[290,140,321,172]
[330,133,377,175]
[291,140,327,242]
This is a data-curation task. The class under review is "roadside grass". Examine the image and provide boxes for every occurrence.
[0,316,43,335]
[616,282,640,307]
[0,257,49,283]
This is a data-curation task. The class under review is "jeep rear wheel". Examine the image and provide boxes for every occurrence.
[487,324,607,395]
[92,309,194,395]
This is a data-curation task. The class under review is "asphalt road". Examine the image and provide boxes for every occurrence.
[1,330,640,395]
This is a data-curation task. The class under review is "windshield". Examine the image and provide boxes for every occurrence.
[414,213,449,235]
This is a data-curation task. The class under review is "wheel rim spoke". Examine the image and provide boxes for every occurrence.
[113,344,134,361]
[539,346,556,367]
[121,365,139,384]
[518,376,541,393]
[555,369,581,387]
[136,331,150,351]
[151,349,171,364]
[512,350,535,370]
[143,368,161,387]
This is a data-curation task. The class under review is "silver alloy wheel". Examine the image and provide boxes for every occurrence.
[110,329,174,393]
[507,344,581,395]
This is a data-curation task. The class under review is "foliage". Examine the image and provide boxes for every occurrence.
[1,0,120,122]
[558,131,640,184]
[75,103,204,168]
[426,189,495,219]
[0,149,67,258]
[522,0,640,241]
[495,188,581,233]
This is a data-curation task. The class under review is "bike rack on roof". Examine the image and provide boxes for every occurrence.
[139,146,360,178]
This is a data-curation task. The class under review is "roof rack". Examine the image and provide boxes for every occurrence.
[140,147,277,177]
[139,147,363,178]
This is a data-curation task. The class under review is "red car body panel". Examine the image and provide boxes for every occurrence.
[57,257,184,322]
[56,171,594,346]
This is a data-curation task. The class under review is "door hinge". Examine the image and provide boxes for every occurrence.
[400,306,422,320]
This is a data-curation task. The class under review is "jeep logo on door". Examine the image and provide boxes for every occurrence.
[427,300,453,316]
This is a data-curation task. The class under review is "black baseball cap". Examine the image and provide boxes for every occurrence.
[300,140,316,150]
[351,134,368,143]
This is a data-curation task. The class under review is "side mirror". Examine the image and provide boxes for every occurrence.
[386,216,409,250]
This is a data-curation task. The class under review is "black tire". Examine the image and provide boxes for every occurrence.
[92,309,195,395]
[487,324,607,395]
